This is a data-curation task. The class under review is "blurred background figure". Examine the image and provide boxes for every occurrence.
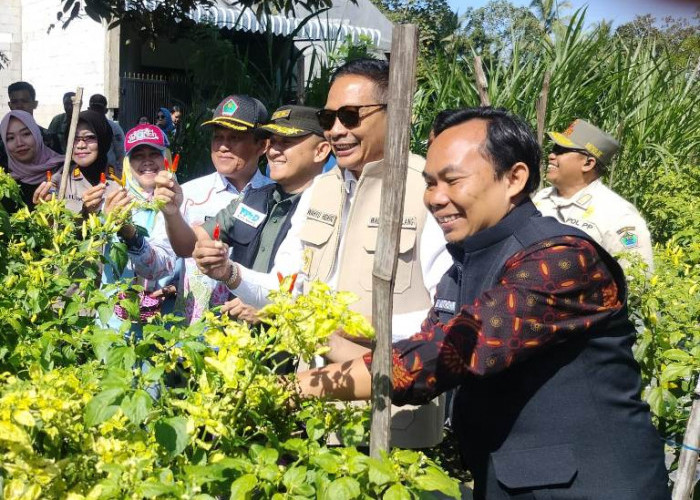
[48,91,76,154]
[88,94,125,173]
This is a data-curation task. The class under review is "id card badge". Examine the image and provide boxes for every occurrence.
[233,203,266,228]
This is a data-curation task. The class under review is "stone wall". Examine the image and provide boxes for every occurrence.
[19,0,108,127]
[0,0,23,118]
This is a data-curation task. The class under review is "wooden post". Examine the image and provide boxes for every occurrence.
[58,87,83,200]
[369,24,419,458]
[536,70,551,189]
[672,378,700,500]
[474,56,490,106]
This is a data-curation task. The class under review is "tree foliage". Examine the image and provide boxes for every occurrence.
[369,0,458,52]
[56,0,338,42]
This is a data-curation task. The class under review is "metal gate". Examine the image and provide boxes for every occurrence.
[118,73,190,131]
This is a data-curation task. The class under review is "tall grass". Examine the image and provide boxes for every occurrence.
[412,8,700,205]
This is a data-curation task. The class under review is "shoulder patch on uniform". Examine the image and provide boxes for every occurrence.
[73,168,82,179]
[616,226,636,235]
[576,194,592,206]
[307,208,337,226]
[619,231,639,249]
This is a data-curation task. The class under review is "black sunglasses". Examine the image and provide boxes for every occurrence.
[550,144,590,156]
[316,104,387,131]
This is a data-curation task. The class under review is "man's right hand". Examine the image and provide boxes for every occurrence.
[154,171,183,216]
[193,239,230,281]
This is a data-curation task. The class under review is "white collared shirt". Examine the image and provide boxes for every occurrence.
[532,179,654,270]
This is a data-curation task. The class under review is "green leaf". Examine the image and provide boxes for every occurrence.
[84,388,124,427]
[414,466,461,498]
[106,345,136,371]
[368,458,396,486]
[383,483,411,500]
[108,241,128,276]
[661,363,692,383]
[283,466,307,490]
[312,450,341,474]
[155,416,189,456]
[98,303,114,326]
[259,447,279,465]
[230,474,257,498]
[326,477,361,499]
[662,349,692,362]
[306,417,325,441]
[120,389,152,425]
[645,386,666,417]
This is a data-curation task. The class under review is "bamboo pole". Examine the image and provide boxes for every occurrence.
[58,87,84,200]
[369,24,419,458]
[536,71,551,189]
[474,56,490,106]
[672,378,700,500]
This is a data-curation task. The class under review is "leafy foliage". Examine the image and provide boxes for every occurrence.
[626,240,700,467]
[0,171,459,499]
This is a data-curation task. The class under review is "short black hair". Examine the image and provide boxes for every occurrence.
[63,91,76,101]
[432,107,541,194]
[330,58,389,102]
[88,93,108,114]
[8,81,36,100]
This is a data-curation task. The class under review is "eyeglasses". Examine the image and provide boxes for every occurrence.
[74,134,98,145]
[316,104,387,131]
[550,144,590,156]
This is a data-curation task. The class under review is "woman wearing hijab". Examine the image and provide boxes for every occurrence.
[102,124,177,334]
[0,110,64,210]
[155,107,175,136]
[34,109,118,214]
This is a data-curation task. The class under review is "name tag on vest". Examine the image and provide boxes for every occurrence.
[434,298,456,314]
[368,216,418,229]
[234,203,266,228]
[307,208,337,226]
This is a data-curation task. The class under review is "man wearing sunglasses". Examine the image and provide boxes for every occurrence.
[533,119,653,270]
[260,58,450,449]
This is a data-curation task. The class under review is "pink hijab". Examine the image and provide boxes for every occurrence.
[0,110,64,184]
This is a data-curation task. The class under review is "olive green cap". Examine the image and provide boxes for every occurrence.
[547,119,620,165]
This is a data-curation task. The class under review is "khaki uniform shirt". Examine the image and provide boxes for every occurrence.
[62,166,120,214]
[533,179,654,270]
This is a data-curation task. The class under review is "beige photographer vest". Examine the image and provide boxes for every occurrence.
[298,153,444,449]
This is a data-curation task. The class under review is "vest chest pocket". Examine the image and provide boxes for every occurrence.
[299,218,336,279]
[359,226,417,293]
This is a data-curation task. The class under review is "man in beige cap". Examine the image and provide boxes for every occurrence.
[533,119,653,269]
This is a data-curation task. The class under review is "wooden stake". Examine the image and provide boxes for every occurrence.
[369,24,419,458]
[536,71,551,189]
[58,87,84,200]
[671,378,700,500]
[474,56,490,106]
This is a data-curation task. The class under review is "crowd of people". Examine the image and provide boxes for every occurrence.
[0,59,668,498]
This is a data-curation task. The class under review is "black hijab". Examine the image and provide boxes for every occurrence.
[76,110,113,184]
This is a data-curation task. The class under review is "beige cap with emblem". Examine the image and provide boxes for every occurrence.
[547,119,620,165]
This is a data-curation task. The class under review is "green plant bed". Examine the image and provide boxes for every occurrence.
[0,169,460,499]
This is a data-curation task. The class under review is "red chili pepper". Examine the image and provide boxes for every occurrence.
[213,222,220,241]
[288,273,298,293]
[277,272,284,284]
[100,172,106,184]
[164,158,171,172]
[46,170,52,182]
[171,154,180,173]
